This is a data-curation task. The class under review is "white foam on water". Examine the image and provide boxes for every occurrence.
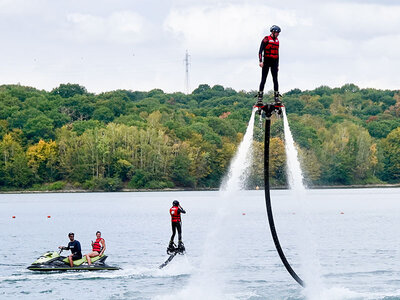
[159,109,257,300]
[282,108,325,297]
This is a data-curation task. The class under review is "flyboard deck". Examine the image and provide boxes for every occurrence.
[159,252,178,269]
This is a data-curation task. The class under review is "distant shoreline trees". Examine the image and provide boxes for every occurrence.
[0,83,399,191]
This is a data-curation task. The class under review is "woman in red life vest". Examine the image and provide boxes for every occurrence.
[85,231,106,265]
[256,25,282,106]
[168,200,186,251]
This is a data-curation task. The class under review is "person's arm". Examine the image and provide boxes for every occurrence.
[100,239,106,256]
[179,206,186,214]
[75,241,81,255]
[259,37,267,63]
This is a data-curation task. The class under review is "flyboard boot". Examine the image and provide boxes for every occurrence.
[177,240,185,254]
[274,91,283,106]
[167,240,176,255]
[254,91,264,115]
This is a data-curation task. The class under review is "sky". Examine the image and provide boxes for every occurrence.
[0,0,399,94]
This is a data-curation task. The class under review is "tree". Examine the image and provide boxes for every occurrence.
[51,83,87,98]
[26,139,59,182]
[0,134,32,187]
[24,115,54,142]
[381,127,400,182]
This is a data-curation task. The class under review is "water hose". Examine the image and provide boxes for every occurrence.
[264,116,305,287]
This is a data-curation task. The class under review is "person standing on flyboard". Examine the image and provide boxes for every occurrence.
[256,25,282,107]
[168,200,186,253]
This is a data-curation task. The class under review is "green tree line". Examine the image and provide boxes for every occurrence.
[0,83,399,191]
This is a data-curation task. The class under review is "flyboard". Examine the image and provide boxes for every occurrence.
[159,242,185,269]
[254,99,305,287]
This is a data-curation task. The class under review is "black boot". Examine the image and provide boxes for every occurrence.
[177,240,185,253]
[254,91,264,107]
[274,91,282,105]
[167,241,176,254]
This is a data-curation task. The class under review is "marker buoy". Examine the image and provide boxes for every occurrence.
[47,216,51,218]
[340,212,344,214]
[242,213,246,215]
[12,216,16,218]
[256,186,260,190]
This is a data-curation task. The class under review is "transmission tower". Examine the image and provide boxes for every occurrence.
[184,50,190,94]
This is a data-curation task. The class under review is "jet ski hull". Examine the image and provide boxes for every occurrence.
[27,265,120,271]
[27,251,120,271]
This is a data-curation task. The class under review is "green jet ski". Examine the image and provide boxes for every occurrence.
[27,250,120,271]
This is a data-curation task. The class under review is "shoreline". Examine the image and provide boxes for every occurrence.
[1,183,399,194]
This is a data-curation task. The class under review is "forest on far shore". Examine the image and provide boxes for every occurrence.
[0,83,399,191]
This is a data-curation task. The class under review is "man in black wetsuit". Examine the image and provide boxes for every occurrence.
[168,200,186,252]
[256,25,282,106]
[58,232,82,267]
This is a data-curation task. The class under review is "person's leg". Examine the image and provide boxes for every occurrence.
[177,222,182,243]
[68,255,73,267]
[259,64,270,92]
[170,222,177,244]
[86,251,99,265]
[271,59,279,92]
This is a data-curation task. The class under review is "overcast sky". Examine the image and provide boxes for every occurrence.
[0,0,399,94]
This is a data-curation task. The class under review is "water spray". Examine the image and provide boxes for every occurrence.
[256,102,305,287]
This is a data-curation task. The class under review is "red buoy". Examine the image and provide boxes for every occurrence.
[12,216,16,218]
[242,213,246,215]
[47,215,51,218]
[340,212,344,214]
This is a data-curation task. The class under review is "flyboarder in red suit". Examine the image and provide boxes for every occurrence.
[256,25,282,106]
[168,200,186,252]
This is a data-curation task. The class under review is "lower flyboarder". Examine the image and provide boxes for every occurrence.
[256,25,282,107]
[168,200,186,253]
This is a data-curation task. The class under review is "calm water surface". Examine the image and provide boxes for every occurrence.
[1,189,400,299]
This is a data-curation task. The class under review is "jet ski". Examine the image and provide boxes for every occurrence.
[27,250,120,271]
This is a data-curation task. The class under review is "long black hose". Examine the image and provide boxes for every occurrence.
[264,117,305,287]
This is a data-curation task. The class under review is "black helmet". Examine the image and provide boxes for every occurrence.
[172,200,179,206]
[270,25,281,33]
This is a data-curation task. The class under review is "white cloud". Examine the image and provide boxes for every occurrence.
[164,4,312,58]
[66,11,149,44]
[0,0,399,93]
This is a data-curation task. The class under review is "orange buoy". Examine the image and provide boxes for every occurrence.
[255,186,259,190]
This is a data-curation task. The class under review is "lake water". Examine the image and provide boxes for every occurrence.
[1,189,400,300]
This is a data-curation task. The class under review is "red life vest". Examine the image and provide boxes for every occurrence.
[92,238,102,252]
[263,35,279,59]
[170,206,181,222]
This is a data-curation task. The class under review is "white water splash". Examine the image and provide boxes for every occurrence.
[221,108,257,194]
[282,108,306,191]
[163,109,257,300]
[282,108,324,298]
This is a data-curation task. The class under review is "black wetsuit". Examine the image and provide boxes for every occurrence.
[171,207,186,243]
[65,240,82,260]
[258,37,279,92]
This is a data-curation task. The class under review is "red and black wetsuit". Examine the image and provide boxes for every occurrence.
[170,206,186,243]
[258,34,279,92]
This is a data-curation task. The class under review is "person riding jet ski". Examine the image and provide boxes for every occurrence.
[168,200,186,253]
[255,25,282,107]
[84,231,106,266]
[58,232,82,267]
